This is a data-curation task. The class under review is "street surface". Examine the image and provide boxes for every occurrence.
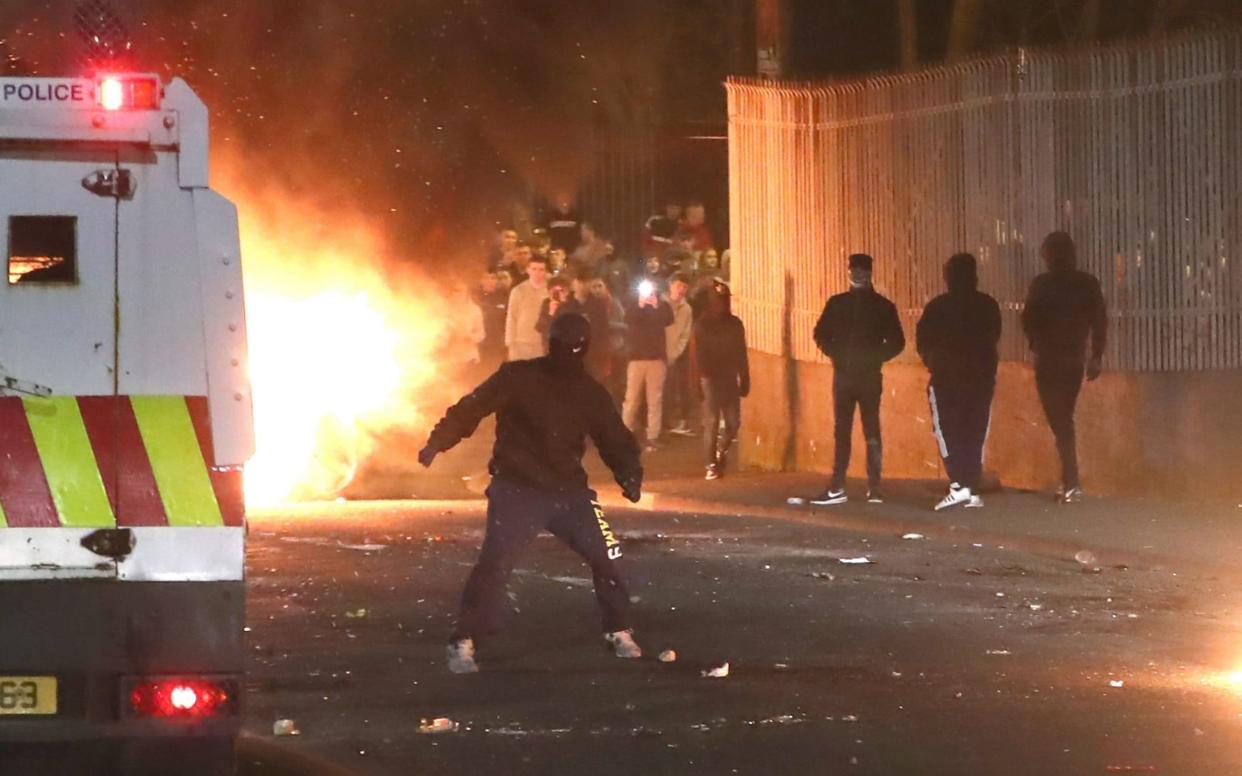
[241,499,1242,775]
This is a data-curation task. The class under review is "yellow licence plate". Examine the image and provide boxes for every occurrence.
[0,676,57,715]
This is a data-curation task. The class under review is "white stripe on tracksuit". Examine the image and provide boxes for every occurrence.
[928,384,949,459]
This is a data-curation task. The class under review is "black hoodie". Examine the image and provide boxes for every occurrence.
[425,352,641,493]
[694,290,750,393]
[916,256,1002,385]
[1021,251,1107,367]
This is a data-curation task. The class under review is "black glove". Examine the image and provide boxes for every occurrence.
[418,443,439,468]
[621,477,642,504]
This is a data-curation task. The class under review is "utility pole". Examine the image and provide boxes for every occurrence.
[756,0,787,79]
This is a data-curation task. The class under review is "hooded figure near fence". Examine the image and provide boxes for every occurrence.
[1021,232,1108,503]
[916,253,1002,512]
[419,313,645,674]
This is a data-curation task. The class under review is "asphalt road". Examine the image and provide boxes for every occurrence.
[242,502,1242,775]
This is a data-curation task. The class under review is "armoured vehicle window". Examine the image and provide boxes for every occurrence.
[8,215,77,285]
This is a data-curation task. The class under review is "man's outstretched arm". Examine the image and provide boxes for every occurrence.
[587,387,643,502]
[419,366,509,467]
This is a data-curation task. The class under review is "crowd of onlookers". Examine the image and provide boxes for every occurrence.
[448,198,748,480]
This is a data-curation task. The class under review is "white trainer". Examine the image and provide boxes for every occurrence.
[604,629,643,659]
[447,638,479,674]
[934,483,973,511]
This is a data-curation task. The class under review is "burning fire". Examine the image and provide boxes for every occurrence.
[231,186,455,505]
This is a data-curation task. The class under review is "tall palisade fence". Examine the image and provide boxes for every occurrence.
[727,31,1242,371]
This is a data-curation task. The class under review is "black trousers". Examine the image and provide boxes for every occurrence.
[832,370,883,489]
[701,377,740,466]
[1035,361,1084,490]
[452,477,630,641]
[928,379,995,491]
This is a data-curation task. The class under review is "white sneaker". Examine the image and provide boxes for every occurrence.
[669,422,695,437]
[447,638,478,674]
[705,464,720,481]
[1061,486,1084,504]
[965,494,984,509]
[604,629,643,659]
[934,483,973,511]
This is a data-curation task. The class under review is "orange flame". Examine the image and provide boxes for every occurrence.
[231,186,455,506]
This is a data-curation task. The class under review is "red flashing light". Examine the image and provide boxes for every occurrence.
[96,75,161,111]
[126,677,236,719]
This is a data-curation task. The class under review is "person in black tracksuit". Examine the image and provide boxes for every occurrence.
[1021,231,1107,503]
[694,281,749,480]
[811,253,905,504]
[419,314,645,673]
[916,253,1001,511]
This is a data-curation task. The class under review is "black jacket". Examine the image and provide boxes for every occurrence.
[916,288,1001,386]
[813,288,905,374]
[625,298,674,361]
[1021,266,1107,367]
[426,358,641,493]
[694,311,749,394]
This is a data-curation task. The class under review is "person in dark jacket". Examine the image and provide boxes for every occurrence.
[694,280,749,480]
[810,253,905,505]
[419,314,644,673]
[1021,231,1108,503]
[621,282,674,450]
[916,253,1001,511]
[476,271,509,368]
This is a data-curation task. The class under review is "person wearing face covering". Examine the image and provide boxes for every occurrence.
[916,253,1001,511]
[1022,231,1108,504]
[694,280,749,480]
[419,314,645,674]
[809,253,905,506]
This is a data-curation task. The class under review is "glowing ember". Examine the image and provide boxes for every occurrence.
[229,180,455,506]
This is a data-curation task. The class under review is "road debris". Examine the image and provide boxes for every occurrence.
[659,649,677,663]
[786,497,806,506]
[901,533,925,540]
[339,542,388,552]
[344,608,368,618]
[985,649,1011,656]
[810,571,836,581]
[839,557,873,565]
[1074,550,1098,566]
[273,719,300,736]
[419,717,460,734]
[1109,680,1125,688]
[701,662,730,678]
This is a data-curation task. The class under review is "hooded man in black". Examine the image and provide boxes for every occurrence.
[694,280,749,480]
[917,253,1001,511]
[419,313,644,673]
[811,253,905,505]
[1022,232,1108,503]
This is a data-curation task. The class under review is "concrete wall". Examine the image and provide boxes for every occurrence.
[740,350,1242,500]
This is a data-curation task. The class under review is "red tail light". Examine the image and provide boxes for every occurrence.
[96,75,161,111]
[125,677,238,718]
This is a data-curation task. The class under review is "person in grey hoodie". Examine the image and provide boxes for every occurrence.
[663,273,695,436]
[505,256,550,361]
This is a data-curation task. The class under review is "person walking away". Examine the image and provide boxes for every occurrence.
[694,281,749,480]
[622,279,674,451]
[419,314,644,673]
[504,255,550,361]
[545,198,581,254]
[916,253,1001,511]
[1021,231,1107,503]
[663,273,695,436]
[810,253,905,505]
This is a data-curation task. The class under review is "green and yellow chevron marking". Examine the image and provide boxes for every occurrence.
[22,396,115,527]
